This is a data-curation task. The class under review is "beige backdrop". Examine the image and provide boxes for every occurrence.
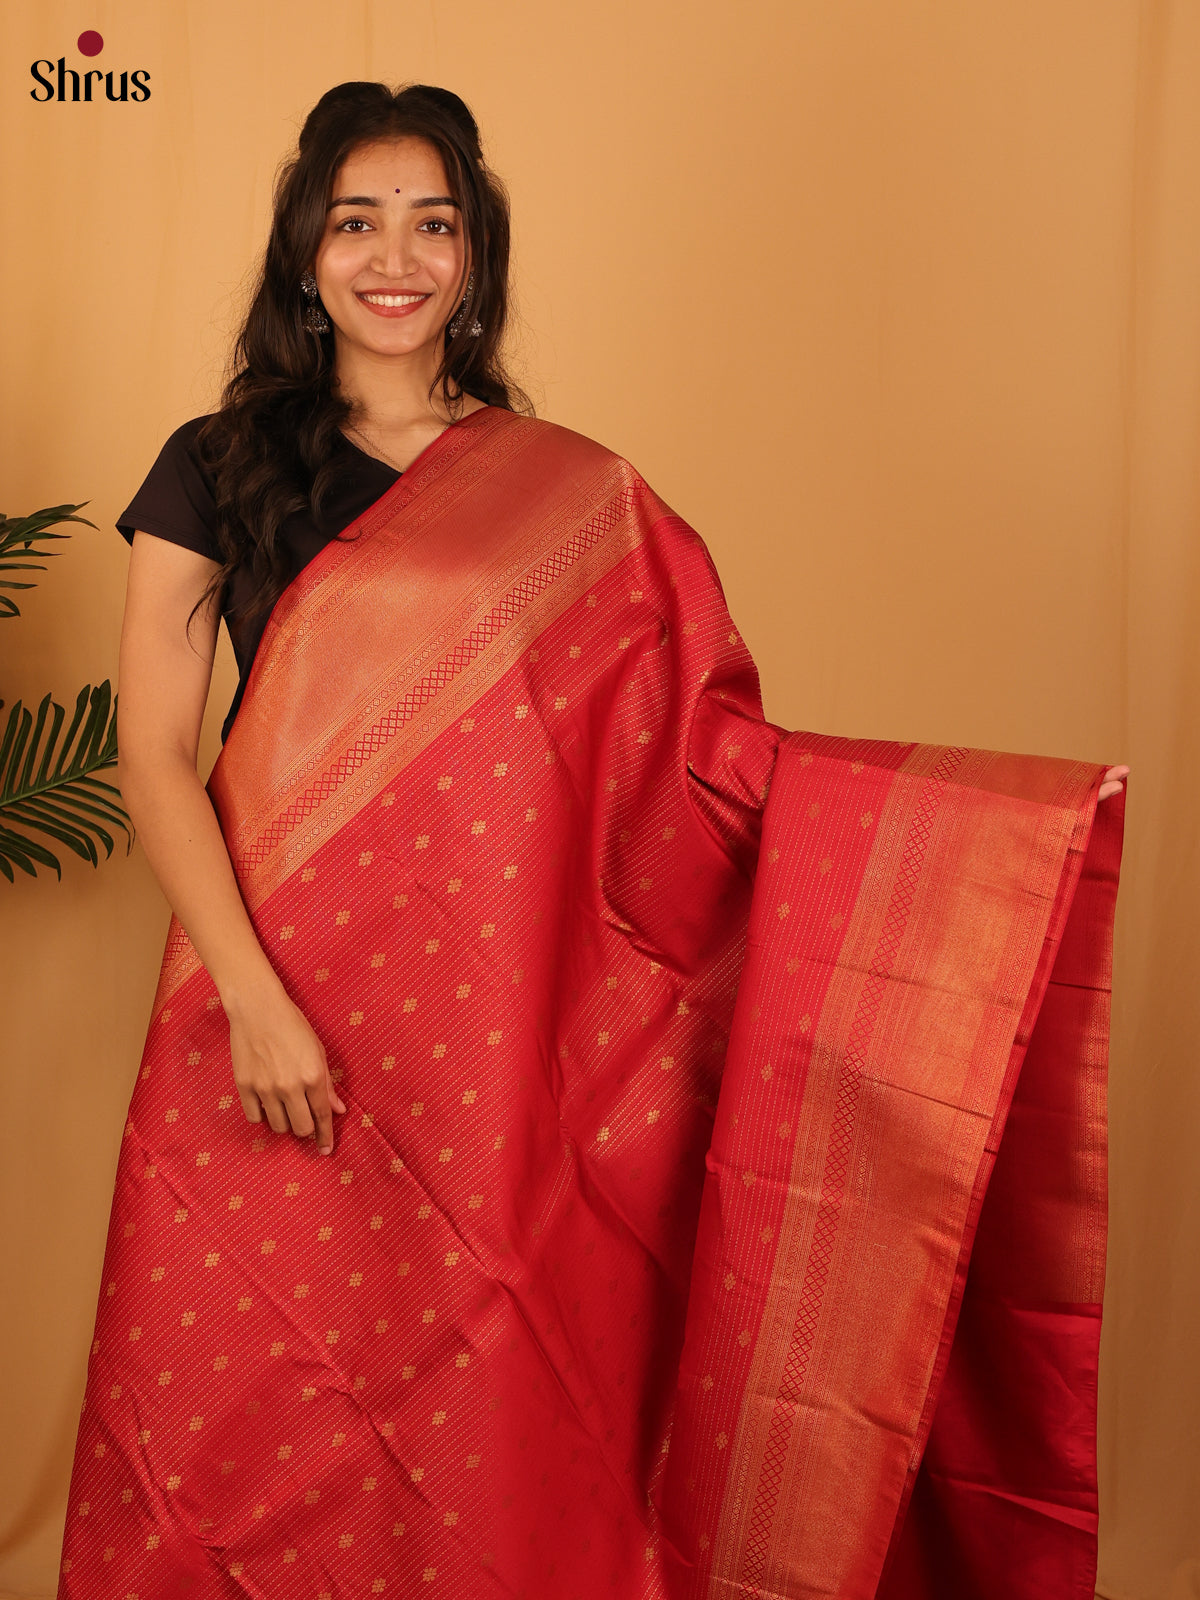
[1,2,1196,1596]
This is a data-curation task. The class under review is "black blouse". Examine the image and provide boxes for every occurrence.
[116,416,401,742]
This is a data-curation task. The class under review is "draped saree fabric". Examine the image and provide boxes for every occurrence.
[56,406,1122,1599]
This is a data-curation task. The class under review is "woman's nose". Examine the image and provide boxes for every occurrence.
[372,226,419,278]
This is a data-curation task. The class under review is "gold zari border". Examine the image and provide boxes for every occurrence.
[708,742,1096,1598]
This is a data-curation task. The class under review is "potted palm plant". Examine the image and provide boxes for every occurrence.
[0,503,131,880]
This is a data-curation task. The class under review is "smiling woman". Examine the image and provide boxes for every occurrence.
[56,78,1124,1600]
[164,80,529,673]
[105,83,524,742]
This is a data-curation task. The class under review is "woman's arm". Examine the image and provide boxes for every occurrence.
[118,532,345,1152]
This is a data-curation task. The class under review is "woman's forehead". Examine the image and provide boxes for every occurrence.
[334,136,447,189]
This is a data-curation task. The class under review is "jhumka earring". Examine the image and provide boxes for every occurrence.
[300,269,331,335]
[448,269,483,338]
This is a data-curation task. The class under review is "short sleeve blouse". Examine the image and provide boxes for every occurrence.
[116,417,400,741]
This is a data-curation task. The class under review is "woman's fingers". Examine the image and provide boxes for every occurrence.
[327,1068,347,1116]
[235,1066,345,1152]
[237,1086,264,1124]
[228,992,349,1154]
[283,1089,317,1142]
[308,1084,336,1155]
[239,1080,339,1154]
[259,1094,292,1136]
[1099,763,1130,802]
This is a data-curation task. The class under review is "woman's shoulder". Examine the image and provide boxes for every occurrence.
[496,410,705,560]
[116,413,222,554]
[499,411,632,475]
[504,412,692,516]
[159,411,220,460]
[130,412,221,486]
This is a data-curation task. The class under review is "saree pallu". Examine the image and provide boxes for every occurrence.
[58,406,1123,1600]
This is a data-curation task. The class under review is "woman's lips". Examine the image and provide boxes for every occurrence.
[354,291,432,319]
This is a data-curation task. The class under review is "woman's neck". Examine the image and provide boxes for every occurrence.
[334,339,471,430]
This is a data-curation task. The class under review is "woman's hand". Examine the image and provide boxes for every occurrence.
[1099,764,1129,802]
[226,978,347,1154]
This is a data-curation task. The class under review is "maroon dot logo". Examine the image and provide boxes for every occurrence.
[77,30,104,56]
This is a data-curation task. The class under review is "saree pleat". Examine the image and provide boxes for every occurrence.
[57,406,1122,1599]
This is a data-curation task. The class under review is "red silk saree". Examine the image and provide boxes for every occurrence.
[59,405,1123,1600]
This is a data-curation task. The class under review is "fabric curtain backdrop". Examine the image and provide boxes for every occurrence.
[0,2,1195,1598]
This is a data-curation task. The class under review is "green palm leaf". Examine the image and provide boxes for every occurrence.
[0,503,96,619]
[0,682,133,881]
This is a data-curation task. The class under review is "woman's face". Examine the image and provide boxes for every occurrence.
[312,136,468,361]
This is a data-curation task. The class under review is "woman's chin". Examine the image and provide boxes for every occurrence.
[333,323,444,361]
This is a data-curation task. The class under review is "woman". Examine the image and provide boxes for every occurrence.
[58,81,1126,1600]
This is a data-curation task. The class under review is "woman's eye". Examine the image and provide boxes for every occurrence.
[334,216,454,235]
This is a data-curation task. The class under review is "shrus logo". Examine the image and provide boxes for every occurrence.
[30,31,151,103]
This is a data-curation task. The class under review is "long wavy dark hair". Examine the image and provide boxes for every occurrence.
[193,80,534,626]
